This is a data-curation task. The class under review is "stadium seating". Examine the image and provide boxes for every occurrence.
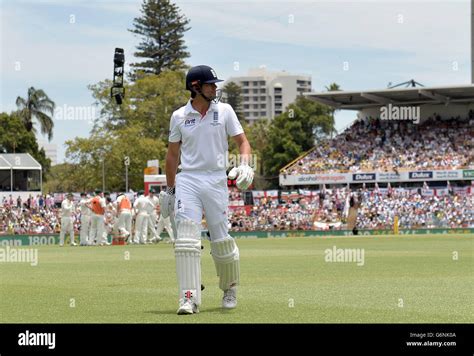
[281,115,474,174]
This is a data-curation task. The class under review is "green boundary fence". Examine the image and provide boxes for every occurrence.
[0,228,472,246]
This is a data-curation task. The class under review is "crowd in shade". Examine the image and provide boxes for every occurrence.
[282,113,474,174]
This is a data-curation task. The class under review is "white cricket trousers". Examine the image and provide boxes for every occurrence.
[175,170,229,241]
[134,212,148,243]
[60,216,75,245]
[157,215,174,241]
[89,213,106,245]
[80,215,91,245]
[117,211,132,237]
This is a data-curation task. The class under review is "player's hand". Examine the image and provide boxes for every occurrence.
[228,163,254,190]
[159,189,175,218]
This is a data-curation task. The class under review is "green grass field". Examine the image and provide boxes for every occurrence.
[1,234,473,323]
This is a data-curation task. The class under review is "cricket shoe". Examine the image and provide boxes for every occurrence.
[222,286,237,309]
[119,228,130,238]
[177,298,199,315]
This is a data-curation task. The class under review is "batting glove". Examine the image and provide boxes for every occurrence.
[159,188,175,218]
[228,163,254,190]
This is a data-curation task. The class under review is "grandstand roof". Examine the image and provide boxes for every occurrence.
[0,153,42,170]
[0,156,11,169]
[304,84,474,109]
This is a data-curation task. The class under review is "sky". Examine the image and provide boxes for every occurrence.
[0,0,471,163]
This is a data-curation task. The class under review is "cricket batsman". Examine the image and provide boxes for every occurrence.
[160,65,254,314]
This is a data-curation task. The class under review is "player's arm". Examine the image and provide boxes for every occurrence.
[133,198,139,214]
[165,142,181,189]
[232,133,251,165]
[161,113,181,219]
[160,142,180,219]
[115,198,121,217]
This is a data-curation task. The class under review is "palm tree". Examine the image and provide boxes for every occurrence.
[325,83,341,92]
[324,83,341,138]
[16,87,55,141]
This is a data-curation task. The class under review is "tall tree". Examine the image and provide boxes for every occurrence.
[88,70,188,138]
[245,119,271,189]
[324,82,341,138]
[64,124,167,192]
[15,87,55,141]
[0,112,51,180]
[325,83,341,92]
[222,81,244,120]
[129,0,190,76]
[262,96,334,186]
[43,163,83,193]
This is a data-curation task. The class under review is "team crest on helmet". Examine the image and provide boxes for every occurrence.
[210,69,217,78]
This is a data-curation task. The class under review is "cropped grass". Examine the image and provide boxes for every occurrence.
[0,234,472,323]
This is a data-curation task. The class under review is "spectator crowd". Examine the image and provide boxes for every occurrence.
[282,114,474,174]
[2,188,471,235]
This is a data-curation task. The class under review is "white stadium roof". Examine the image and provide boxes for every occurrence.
[0,156,11,169]
[304,84,474,110]
[0,153,42,170]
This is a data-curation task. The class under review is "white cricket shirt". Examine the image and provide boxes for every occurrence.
[168,100,244,172]
[61,199,74,217]
[79,198,91,216]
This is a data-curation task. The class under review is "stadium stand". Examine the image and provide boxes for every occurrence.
[281,113,474,175]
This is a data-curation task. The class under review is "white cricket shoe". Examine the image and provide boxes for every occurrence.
[177,298,199,315]
[120,228,130,238]
[222,287,237,309]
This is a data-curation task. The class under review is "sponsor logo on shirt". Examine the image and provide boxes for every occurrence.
[184,118,196,127]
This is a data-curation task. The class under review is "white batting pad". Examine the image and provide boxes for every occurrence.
[210,237,240,291]
[175,220,202,305]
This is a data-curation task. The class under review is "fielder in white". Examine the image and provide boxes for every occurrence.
[89,190,107,246]
[78,192,91,246]
[59,193,77,246]
[156,211,175,243]
[160,65,254,315]
[115,193,132,240]
[146,189,161,243]
[133,190,149,244]
[102,194,114,245]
